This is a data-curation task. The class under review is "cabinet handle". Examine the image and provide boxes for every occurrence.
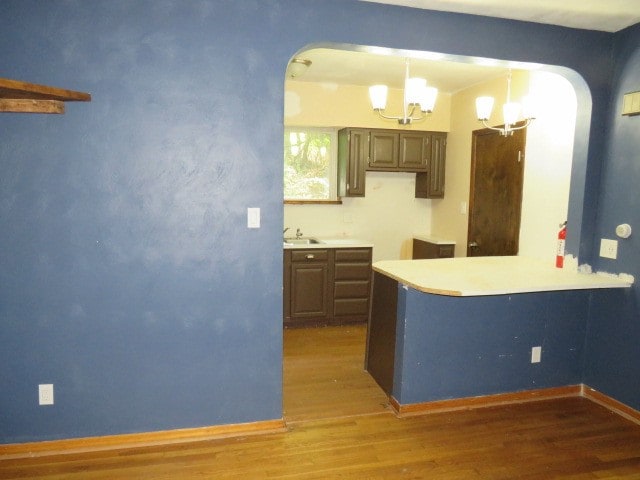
[305,254,315,259]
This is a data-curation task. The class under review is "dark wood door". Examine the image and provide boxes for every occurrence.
[427,132,446,198]
[290,258,329,318]
[467,128,526,257]
[368,131,398,169]
[398,133,428,171]
[337,128,368,197]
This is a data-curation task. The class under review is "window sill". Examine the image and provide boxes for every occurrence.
[284,199,343,205]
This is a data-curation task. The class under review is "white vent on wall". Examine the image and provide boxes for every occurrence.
[622,91,640,116]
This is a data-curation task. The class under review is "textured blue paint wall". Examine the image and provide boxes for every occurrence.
[0,0,619,443]
[393,288,589,404]
[584,23,640,411]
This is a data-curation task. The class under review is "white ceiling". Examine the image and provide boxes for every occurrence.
[360,0,640,32]
[287,1,639,94]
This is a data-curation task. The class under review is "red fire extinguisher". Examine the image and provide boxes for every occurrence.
[556,221,567,268]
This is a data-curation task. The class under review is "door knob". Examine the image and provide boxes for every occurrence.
[468,241,479,248]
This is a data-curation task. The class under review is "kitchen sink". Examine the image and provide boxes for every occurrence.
[283,237,323,245]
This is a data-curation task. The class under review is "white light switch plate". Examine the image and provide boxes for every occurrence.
[599,238,618,259]
[531,346,541,364]
[247,208,260,228]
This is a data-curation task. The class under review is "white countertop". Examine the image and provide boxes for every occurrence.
[373,256,633,297]
[283,238,374,249]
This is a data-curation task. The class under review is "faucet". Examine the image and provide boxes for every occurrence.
[296,228,303,239]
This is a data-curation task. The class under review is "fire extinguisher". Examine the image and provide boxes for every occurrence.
[556,221,567,268]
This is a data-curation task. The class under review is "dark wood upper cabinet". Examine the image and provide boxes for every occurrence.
[338,128,368,197]
[368,130,399,169]
[399,133,429,171]
[415,132,447,199]
[338,127,447,198]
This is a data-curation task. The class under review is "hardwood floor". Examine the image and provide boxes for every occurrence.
[283,325,390,423]
[1,325,640,479]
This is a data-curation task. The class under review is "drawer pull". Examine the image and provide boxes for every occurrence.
[305,254,315,259]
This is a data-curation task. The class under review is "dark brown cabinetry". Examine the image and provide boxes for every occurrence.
[333,248,372,322]
[368,130,429,172]
[368,130,399,169]
[286,249,330,321]
[412,237,455,259]
[338,128,446,198]
[338,129,367,197]
[284,247,372,327]
[415,132,447,198]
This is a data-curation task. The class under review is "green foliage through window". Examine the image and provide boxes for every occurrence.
[284,128,335,200]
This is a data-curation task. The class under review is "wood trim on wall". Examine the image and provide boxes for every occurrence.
[390,385,581,417]
[0,419,287,460]
[3,384,639,460]
[390,385,640,426]
[582,385,640,426]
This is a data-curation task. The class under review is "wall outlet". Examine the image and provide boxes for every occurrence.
[39,384,54,405]
[599,238,618,259]
[531,346,542,364]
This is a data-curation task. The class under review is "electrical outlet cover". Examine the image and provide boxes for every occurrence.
[39,384,54,405]
[599,238,618,259]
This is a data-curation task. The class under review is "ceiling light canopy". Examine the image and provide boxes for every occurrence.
[476,71,535,136]
[368,59,438,125]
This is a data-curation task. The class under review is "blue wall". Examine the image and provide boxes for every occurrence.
[0,0,630,443]
[584,23,640,411]
[393,287,591,404]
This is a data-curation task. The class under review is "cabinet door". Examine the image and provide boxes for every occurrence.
[290,254,329,319]
[368,131,398,170]
[399,133,428,171]
[338,128,367,197]
[428,133,447,198]
[415,132,447,198]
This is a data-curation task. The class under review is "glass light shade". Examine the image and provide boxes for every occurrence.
[476,96,494,120]
[420,87,438,112]
[521,94,535,119]
[503,101,521,125]
[369,85,388,110]
[405,77,427,105]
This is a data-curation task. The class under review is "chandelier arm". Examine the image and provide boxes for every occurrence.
[480,119,505,133]
[375,109,402,121]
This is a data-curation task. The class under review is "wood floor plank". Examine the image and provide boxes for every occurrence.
[2,325,640,479]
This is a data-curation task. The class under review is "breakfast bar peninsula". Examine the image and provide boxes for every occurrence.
[366,256,633,413]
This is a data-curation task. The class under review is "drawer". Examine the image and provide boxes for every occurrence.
[334,263,371,281]
[291,249,329,262]
[334,280,370,299]
[334,298,369,316]
[334,249,371,262]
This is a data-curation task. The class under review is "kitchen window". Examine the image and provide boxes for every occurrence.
[284,127,339,202]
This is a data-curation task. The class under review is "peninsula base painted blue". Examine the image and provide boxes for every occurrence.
[368,272,596,405]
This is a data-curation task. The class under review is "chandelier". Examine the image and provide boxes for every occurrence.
[368,59,438,125]
[476,70,535,136]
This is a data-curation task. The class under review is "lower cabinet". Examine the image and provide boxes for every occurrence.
[284,247,372,327]
[412,238,455,259]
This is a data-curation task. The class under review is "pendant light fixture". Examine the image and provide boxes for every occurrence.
[476,70,535,136]
[369,58,438,125]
